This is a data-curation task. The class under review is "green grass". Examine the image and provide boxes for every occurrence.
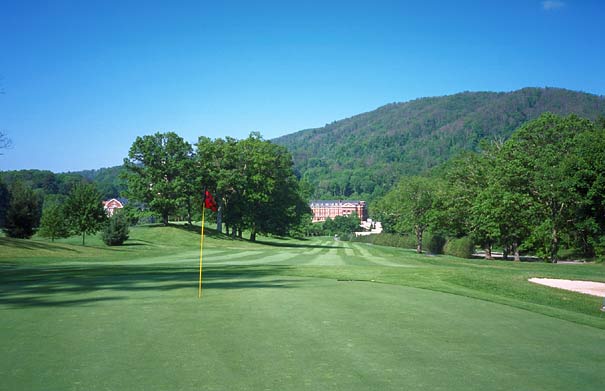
[1,225,605,390]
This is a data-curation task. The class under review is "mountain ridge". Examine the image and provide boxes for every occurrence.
[273,87,605,200]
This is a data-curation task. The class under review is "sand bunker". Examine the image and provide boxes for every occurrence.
[529,278,605,298]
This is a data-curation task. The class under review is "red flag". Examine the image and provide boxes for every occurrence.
[204,190,218,212]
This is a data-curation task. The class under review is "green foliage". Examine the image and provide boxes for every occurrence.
[102,212,130,246]
[75,166,127,199]
[3,181,42,239]
[319,214,361,238]
[0,178,9,227]
[194,133,311,241]
[123,132,193,226]
[353,233,417,249]
[0,169,87,196]
[443,237,475,259]
[64,183,107,245]
[38,195,69,242]
[427,234,446,254]
[500,113,594,262]
[420,113,605,262]
[275,88,605,203]
[374,176,439,253]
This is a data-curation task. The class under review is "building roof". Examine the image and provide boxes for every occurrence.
[309,200,366,206]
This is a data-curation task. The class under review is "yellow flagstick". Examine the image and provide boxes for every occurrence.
[198,206,205,298]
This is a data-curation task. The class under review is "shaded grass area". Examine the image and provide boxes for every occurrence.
[2,228,605,390]
[2,264,605,390]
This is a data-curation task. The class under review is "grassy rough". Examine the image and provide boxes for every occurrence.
[1,225,605,390]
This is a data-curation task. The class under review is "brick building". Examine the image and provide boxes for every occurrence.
[309,200,367,223]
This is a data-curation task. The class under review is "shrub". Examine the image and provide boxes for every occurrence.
[427,234,446,254]
[102,212,130,246]
[353,233,416,249]
[3,181,41,239]
[444,237,475,259]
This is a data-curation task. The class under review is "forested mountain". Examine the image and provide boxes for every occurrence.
[0,166,126,200]
[70,166,127,199]
[274,87,605,201]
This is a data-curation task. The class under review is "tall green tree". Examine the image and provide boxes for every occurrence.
[123,132,193,225]
[38,195,70,242]
[375,176,438,253]
[568,120,605,257]
[64,183,106,245]
[500,113,592,262]
[234,133,310,241]
[3,181,41,239]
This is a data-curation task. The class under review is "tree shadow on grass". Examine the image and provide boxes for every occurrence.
[0,264,297,308]
[0,238,80,253]
[254,240,339,250]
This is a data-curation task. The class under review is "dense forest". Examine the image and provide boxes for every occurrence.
[0,167,126,201]
[274,87,605,201]
[368,113,605,262]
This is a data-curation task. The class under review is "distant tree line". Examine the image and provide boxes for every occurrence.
[0,168,124,200]
[0,169,127,245]
[372,113,605,262]
[305,214,361,239]
[122,131,311,241]
[0,180,126,246]
[0,132,309,244]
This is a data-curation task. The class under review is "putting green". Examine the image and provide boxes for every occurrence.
[1,232,604,390]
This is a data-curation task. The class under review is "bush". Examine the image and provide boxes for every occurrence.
[102,212,130,246]
[444,237,475,259]
[427,234,446,254]
[353,233,416,249]
[3,181,41,239]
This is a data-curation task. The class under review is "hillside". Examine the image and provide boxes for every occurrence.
[274,87,605,200]
[0,166,126,200]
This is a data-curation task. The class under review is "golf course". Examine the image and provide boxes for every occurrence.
[1,224,604,390]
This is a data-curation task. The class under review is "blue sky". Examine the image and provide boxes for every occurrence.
[1,0,604,172]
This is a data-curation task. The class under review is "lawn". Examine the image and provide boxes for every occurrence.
[1,225,604,390]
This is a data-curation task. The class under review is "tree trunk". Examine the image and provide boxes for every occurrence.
[225,224,230,236]
[216,199,223,233]
[238,227,242,238]
[484,243,493,260]
[186,197,192,225]
[513,241,521,262]
[551,227,559,263]
[415,226,423,254]
[250,227,257,242]
[82,232,86,246]
[162,211,169,226]
[502,244,509,261]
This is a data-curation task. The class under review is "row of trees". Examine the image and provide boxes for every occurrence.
[374,113,605,262]
[123,132,311,240]
[305,214,361,238]
[1,180,127,246]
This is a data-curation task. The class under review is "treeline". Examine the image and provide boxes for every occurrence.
[0,167,125,200]
[275,88,605,202]
[305,214,361,239]
[0,179,126,246]
[122,131,311,241]
[0,169,126,244]
[372,113,605,262]
[1,132,310,244]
